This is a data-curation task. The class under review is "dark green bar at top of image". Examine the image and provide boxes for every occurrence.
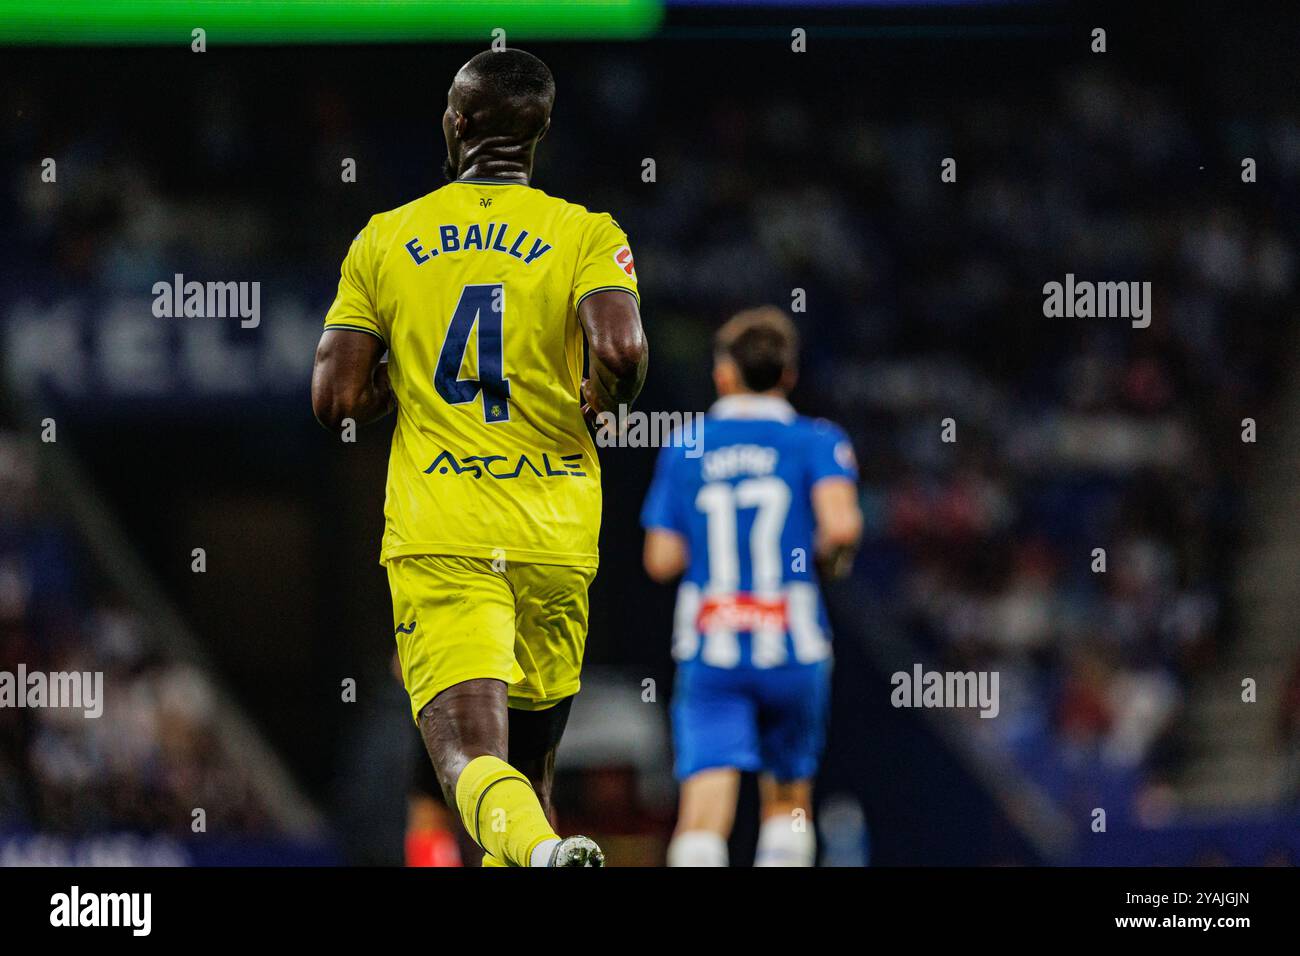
[0,0,664,44]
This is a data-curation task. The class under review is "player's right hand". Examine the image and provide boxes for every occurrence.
[580,377,602,427]
[374,361,397,414]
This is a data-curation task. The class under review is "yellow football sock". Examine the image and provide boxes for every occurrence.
[455,755,558,867]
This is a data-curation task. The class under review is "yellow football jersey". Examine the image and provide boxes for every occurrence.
[323,180,639,568]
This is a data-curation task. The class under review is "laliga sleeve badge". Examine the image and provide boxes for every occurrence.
[614,245,636,280]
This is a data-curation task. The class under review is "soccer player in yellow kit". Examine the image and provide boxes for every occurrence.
[311,49,647,867]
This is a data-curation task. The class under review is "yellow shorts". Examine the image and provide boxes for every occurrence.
[387,555,597,723]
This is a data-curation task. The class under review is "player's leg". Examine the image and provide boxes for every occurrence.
[477,697,573,867]
[669,767,739,866]
[391,555,562,868]
[666,663,758,866]
[753,660,833,867]
[755,775,816,867]
[508,696,574,821]
[417,678,570,867]
[504,561,603,866]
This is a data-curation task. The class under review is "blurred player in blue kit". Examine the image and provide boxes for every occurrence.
[641,307,863,866]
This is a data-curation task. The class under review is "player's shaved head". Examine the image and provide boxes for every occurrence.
[453,49,555,136]
[443,49,556,182]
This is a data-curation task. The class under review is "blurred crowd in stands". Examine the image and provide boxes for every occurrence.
[0,430,272,837]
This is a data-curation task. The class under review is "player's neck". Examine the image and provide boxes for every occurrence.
[456,147,534,185]
[457,165,530,185]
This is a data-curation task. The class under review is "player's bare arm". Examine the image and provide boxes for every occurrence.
[579,288,648,420]
[811,476,862,580]
[643,529,687,584]
[310,328,395,432]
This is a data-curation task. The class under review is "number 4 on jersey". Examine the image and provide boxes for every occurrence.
[434,283,511,423]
